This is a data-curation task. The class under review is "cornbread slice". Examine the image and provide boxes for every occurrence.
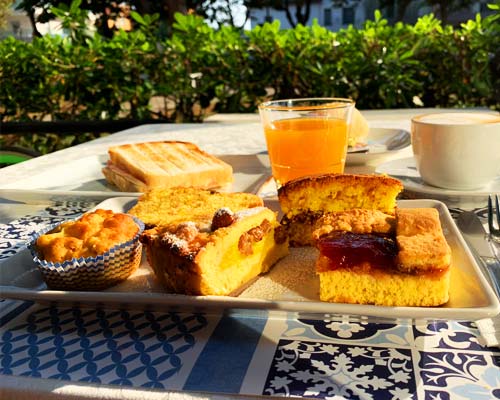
[278,174,403,246]
[140,207,289,296]
[315,208,451,307]
[128,187,263,228]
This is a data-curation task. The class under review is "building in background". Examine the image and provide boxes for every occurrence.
[248,0,370,30]
[1,1,33,40]
[248,0,495,30]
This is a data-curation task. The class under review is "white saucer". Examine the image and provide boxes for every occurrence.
[376,157,500,207]
[346,128,411,166]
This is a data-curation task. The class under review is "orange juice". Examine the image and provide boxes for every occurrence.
[263,117,348,186]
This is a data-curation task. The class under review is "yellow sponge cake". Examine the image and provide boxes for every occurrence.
[278,174,403,246]
[315,207,451,307]
[140,206,289,296]
[128,187,263,228]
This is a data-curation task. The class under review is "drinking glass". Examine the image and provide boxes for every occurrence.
[258,98,355,188]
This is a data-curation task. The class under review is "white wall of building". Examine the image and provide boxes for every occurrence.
[249,0,368,31]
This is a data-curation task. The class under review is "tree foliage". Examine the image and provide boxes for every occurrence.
[2,5,497,122]
[0,0,12,29]
[17,0,485,38]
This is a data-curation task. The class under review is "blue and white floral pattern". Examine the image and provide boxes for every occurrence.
[264,340,415,399]
[414,321,482,351]
[0,238,24,260]
[0,216,68,240]
[420,351,500,399]
[44,200,98,217]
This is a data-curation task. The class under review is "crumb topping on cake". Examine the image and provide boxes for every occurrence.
[312,209,396,240]
[395,208,451,273]
[141,207,276,260]
[277,173,404,247]
[35,209,139,263]
[238,219,272,255]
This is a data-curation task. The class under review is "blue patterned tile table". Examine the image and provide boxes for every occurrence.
[1,110,500,399]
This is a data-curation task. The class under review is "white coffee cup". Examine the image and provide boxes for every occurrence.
[411,112,500,190]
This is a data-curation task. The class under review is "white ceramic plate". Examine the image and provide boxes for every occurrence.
[376,157,500,207]
[346,128,411,166]
[0,154,272,200]
[1,197,498,322]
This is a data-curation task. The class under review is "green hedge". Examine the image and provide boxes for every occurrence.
[1,8,499,126]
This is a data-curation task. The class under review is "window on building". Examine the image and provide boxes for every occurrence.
[265,7,273,23]
[342,7,355,25]
[324,8,332,26]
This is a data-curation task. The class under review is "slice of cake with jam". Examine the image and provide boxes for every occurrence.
[314,207,452,307]
[278,174,403,246]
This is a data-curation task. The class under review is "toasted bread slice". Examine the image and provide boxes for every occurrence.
[103,141,233,191]
[102,161,149,192]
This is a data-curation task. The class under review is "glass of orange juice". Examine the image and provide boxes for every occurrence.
[258,98,355,187]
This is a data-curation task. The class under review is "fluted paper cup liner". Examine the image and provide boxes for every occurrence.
[29,217,145,291]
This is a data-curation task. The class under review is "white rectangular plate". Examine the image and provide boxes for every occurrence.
[1,198,498,321]
[0,153,272,196]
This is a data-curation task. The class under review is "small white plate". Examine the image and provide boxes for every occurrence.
[346,128,411,166]
[1,197,498,322]
[376,157,500,207]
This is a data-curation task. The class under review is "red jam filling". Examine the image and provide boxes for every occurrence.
[317,232,397,271]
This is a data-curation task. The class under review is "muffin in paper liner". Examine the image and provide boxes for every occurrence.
[28,216,145,291]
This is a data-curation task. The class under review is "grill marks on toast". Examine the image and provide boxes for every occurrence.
[107,141,233,188]
[166,143,222,173]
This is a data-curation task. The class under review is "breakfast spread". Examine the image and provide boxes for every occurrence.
[140,206,288,296]
[102,141,234,192]
[278,173,403,246]
[30,209,144,291]
[32,137,454,308]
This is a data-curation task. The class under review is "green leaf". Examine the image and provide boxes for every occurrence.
[131,11,146,26]
[400,50,414,60]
